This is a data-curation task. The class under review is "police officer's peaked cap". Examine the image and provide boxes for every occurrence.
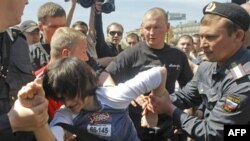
[203,2,250,31]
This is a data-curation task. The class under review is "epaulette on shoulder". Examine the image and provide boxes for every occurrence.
[243,62,250,75]
[230,62,250,80]
[9,28,26,42]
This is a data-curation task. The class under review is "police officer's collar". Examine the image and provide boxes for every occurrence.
[6,28,14,41]
[213,47,247,75]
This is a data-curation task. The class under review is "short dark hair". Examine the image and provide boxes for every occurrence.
[72,21,88,29]
[177,35,193,45]
[126,33,140,42]
[107,22,124,34]
[37,2,66,23]
[43,57,98,101]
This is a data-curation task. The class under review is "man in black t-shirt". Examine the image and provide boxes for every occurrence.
[106,7,193,141]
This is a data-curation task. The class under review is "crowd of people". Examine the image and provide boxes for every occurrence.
[1,0,250,141]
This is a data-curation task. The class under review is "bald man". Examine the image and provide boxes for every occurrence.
[106,7,193,141]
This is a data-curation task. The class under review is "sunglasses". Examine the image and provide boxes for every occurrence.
[109,31,123,36]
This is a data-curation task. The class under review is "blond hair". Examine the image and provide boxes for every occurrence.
[50,27,86,58]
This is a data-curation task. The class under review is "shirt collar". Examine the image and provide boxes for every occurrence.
[213,47,247,75]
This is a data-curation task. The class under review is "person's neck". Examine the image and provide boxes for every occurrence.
[111,42,119,48]
[217,46,242,67]
[148,44,165,50]
[83,96,100,111]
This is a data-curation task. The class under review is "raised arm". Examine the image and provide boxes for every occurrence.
[94,1,107,57]
[88,4,96,43]
[65,0,77,27]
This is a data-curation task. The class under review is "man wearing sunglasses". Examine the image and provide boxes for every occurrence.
[94,0,124,67]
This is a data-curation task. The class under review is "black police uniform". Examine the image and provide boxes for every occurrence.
[0,29,35,141]
[169,2,250,141]
[171,47,250,141]
[106,41,193,141]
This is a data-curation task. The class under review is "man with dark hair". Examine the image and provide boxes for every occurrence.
[43,57,167,141]
[94,1,124,67]
[31,2,67,70]
[126,32,140,48]
[72,21,88,35]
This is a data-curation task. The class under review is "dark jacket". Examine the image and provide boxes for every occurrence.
[95,14,123,58]
[0,29,35,141]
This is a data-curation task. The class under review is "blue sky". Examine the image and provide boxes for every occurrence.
[22,0,229,34]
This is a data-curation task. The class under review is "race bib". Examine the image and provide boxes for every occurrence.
[87,124,111,136]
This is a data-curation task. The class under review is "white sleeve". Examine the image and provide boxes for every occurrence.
[97,67,162,109]
[49,108,76,141]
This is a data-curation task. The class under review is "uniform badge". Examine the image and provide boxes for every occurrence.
[223,95,241,113]
[205,2,216,12]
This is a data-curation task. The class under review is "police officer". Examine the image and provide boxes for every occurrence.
[147,2,250,141]
[0,0,48,140]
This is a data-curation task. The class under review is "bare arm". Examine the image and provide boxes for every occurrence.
[8,78,48,132]
[34,124,55,141]
[14,78,55,141]
[66,0,77,27]
[148,89,176,118]
[98,71,115,86]
[141,67,168,128]
[88,4,96,42]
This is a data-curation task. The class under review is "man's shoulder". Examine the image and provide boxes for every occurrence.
[237,49,250,74]
[10,28,26,42]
